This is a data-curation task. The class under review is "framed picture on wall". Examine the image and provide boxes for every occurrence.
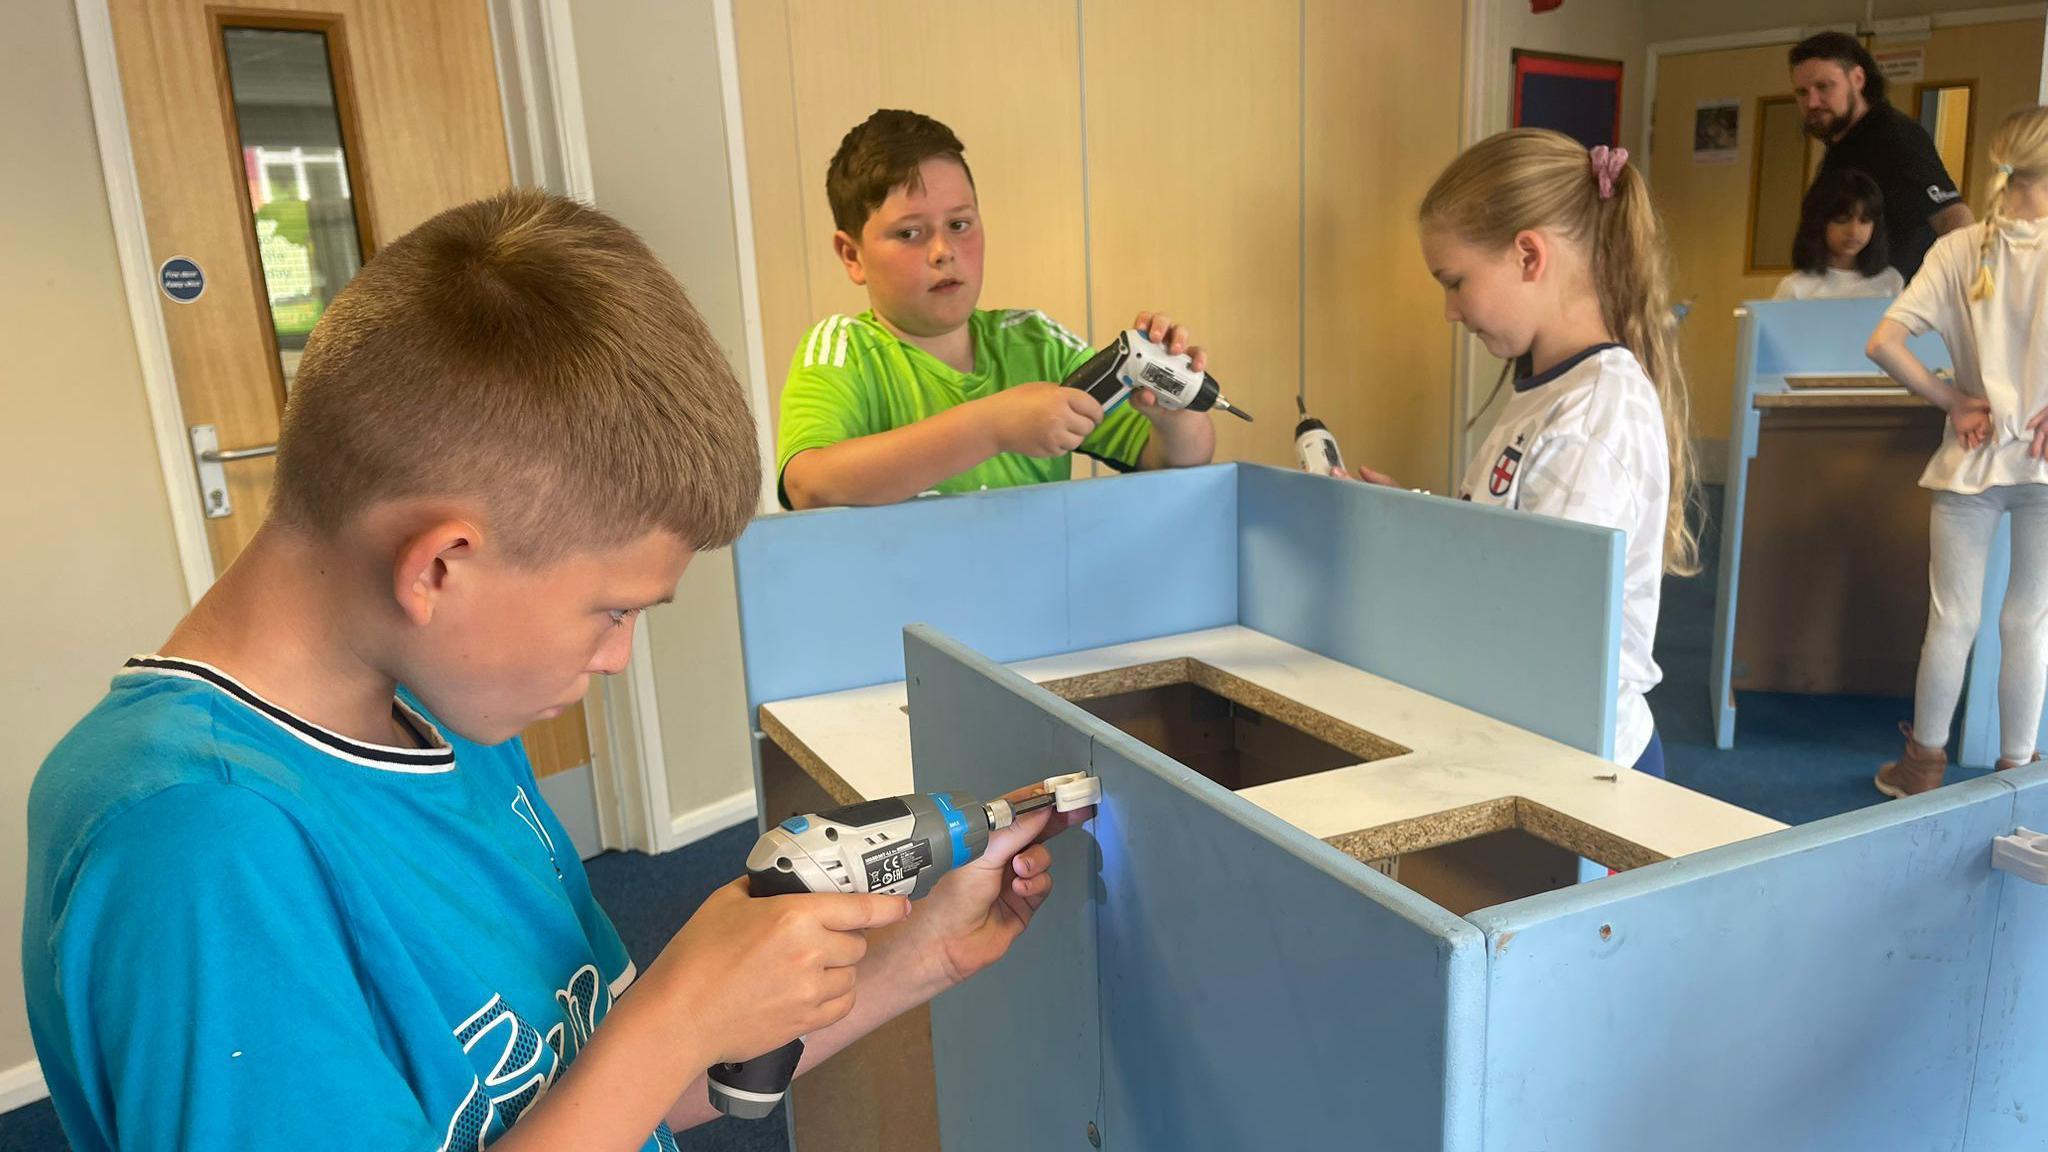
[1694,100,1740,163]
[1511,50,1623,149]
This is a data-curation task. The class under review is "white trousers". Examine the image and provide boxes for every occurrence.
[1912,484,2048,762]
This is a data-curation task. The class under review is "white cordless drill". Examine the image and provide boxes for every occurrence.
[1293,397,1347,477]
[707,775,1100,1120]
[1062,328,1252,422]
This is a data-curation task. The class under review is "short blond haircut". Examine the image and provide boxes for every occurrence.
[272,189,760,562]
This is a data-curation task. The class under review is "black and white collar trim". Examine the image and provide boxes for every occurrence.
[1515,342,1625,393]
[120,656,456,774]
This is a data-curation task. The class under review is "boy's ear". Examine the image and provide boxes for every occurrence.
[393,519,482,627]
[1513,230,1548,283]
[833,230,867,286]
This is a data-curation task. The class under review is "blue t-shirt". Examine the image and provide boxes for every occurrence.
[21,658,681,1151]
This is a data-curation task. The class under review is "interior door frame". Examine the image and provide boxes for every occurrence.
[71,0,689,855]
[1910,76,1980,203]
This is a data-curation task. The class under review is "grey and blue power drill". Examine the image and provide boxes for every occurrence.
[706,774,1097,1119]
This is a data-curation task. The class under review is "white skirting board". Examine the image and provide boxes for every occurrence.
[668,789,756,851]
[0,1058,48,1114]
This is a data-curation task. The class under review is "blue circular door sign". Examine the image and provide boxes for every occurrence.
[159,257,204,303]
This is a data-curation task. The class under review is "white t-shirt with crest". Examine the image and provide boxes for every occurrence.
[1459,344,1670,766]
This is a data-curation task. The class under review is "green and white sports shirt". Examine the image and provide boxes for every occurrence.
[775,308,1153,508]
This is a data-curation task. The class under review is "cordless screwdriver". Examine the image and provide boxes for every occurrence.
[1294,396,1347,477]
[1061,328,1252,421]
[707,774,1100,1119]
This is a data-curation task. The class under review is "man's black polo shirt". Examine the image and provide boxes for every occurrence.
[1817,100,1963,279]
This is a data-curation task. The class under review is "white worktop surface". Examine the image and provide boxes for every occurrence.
[759,626,1784,859]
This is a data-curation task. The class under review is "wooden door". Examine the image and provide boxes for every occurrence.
[109,0,589,776]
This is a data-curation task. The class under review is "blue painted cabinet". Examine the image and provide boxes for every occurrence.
[910,626,2048,1149]
[907,627,1486,1151]
[732,466,2048,1148]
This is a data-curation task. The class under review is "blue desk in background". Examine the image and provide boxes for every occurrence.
[1710,298,2043,768]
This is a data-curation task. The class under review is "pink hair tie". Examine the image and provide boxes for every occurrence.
[1590,145,1629,200]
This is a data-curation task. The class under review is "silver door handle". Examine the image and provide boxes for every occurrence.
[198,443,278,463]
[189,423,276,519]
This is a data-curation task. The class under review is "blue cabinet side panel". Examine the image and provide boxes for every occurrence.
[906,628,1104,1152]
[1745,297,1949,377]
[1089,721,1485,1151]
[904,626,1485,1151]
[1474,778,2016,1151]
[1966,762,2048,1149]
[734,466,1238,711]
[1237,464,1622,757]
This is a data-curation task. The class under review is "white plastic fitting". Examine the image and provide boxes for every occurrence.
[1992,826,2048,885]
[1042,772,1102,813]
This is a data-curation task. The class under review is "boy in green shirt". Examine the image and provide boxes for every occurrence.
[777,109,1217,509]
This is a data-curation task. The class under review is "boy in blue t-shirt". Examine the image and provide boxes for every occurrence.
[22,190,1082,1150]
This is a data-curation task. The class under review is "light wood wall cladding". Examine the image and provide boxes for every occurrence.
[735,0,1089,436]
[1305,0,1462,488]
[1083,1,1300,472]
[1651,20,2043,444]
[521,700,593,781]
[736,1,1462,487]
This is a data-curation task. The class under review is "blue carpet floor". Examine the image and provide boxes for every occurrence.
[0,487,1978,1150]
[1648,485,1991,825]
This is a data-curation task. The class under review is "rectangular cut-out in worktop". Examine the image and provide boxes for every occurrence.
[760,626,1772,921]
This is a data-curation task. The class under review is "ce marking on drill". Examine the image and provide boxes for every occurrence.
[864,841,935,891]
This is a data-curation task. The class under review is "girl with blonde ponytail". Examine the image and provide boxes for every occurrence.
[1868,105,2048,798]
[1349,129,1696,777]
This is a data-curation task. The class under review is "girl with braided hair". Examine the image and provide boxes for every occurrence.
[1870,105,2048,796]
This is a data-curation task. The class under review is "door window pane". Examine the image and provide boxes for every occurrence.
[1918,83,1974,202]
[222,26,365,389]
[1749,98,1807,271]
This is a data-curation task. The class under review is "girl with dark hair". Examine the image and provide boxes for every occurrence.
[1774,168,1905,299]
